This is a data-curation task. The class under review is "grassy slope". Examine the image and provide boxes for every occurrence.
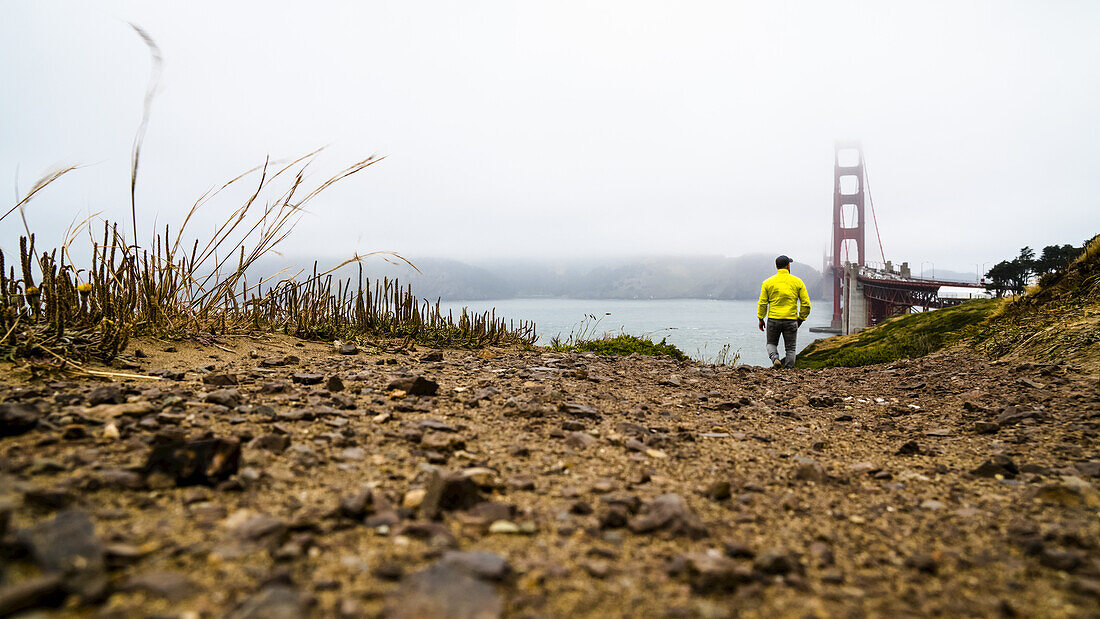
[798,238,1100,370]
[970,239,1100,372]
[796,299,1000,368]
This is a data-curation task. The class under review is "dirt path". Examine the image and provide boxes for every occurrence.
[1,335,1097,617]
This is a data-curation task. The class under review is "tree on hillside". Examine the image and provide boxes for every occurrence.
[1034,244,1082,275]
[985,260,1016,297]
[985,247,1036,296]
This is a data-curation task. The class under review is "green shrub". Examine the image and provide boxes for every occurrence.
[553,333,689,361]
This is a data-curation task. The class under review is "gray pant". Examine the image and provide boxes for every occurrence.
[766,318,798,368]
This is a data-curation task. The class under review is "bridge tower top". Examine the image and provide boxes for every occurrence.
[830,141,867,328]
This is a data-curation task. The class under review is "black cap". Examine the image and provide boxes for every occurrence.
[776,255,792,268]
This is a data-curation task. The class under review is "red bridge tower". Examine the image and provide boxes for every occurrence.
[830,141,866,331]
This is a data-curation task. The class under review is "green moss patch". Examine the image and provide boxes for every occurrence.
[796,299,1001,369]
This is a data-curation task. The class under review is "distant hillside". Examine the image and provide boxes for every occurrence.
[250,254,824,302]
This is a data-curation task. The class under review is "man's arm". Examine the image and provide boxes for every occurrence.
[797,281,811,325]
[757,282,769,331]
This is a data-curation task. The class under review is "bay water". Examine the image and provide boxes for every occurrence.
[437,298,833,367]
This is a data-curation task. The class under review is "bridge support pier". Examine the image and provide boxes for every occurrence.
[842,262,868,334]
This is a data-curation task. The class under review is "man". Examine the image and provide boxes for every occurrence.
[757,255,811,369]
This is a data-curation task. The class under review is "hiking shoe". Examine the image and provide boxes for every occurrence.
[772,358,783,369]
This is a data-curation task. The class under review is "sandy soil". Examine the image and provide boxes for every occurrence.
[0,334,1097,617]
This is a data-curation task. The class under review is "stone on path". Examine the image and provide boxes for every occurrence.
[386,375,439,396]
[228,585,308,619]
[18,509,107,601]
[143,433,241,486]
[628,494,708,539]
[383,563,502,619]
[420,469,485,519]
[440,550,512,581]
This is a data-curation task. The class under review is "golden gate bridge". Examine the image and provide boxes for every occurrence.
[814,142,988,335]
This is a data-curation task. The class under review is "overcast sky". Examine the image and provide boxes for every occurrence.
[2,0,1098,275]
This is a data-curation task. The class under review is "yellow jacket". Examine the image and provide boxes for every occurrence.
[757,269,811,321]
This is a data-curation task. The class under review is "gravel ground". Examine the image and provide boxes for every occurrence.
[0,334,1097,618]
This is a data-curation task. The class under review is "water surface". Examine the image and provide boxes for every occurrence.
[437,298,833,367]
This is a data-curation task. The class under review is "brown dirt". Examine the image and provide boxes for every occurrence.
[1,334,1098,617]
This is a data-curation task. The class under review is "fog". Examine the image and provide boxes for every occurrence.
[2,1,1098,275]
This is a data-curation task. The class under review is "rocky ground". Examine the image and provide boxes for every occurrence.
[0,334,1098,618]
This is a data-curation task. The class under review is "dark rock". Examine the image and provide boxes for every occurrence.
[974,421,1000,434]
[61,425,88,440]
[232,513,288,544]
[0,574,65,615]
[420,469,484,519]
[792,458,827,483]
[564,431,597,449]
[895,440,922,456]
[440,550,512,581]
[628,494,707,539]
[905,554,939,574]
[0,402,40,437]
[148,369,186,380]
[598,505,630,529]
[392,522,457,547]
[600,492,642,513]
[292,373,325,386]
[996,407,1043,426]
[570,500,593,515]
[22,485,75,510]
[339,486,380,520]
[703,480,732,501]
[88,385,125,406]
[202,373,238,387]
[507,475,536,490]
[466,501,514,524]
[338,343,359,355]
[372,562,405,581]
[205,388,242,408]
[962,399,986,412]
[559,402,600,419]
[122,571,199,600]
[19,509,106,600]
[972,455,1019,479]
[325,376,345,392]
[1075,461,1100,478]
[754,548,800,576]
[228,585,308,619]
[383,564,502,619]
[143,433,241,486]
[1039,548,1083,572]
[96,468,145,490]
[259,381,292,394]
[667,553,754,594]
[421,432,465,452]
[386,375,439,396]
[472,387,498,402]
[419,419,458,433]
[420,350,444,362]
[250,433,291,453]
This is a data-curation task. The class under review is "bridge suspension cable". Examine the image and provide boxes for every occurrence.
[863,157,887,265]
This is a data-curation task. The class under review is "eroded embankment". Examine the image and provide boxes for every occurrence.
[0,335,1098,617]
